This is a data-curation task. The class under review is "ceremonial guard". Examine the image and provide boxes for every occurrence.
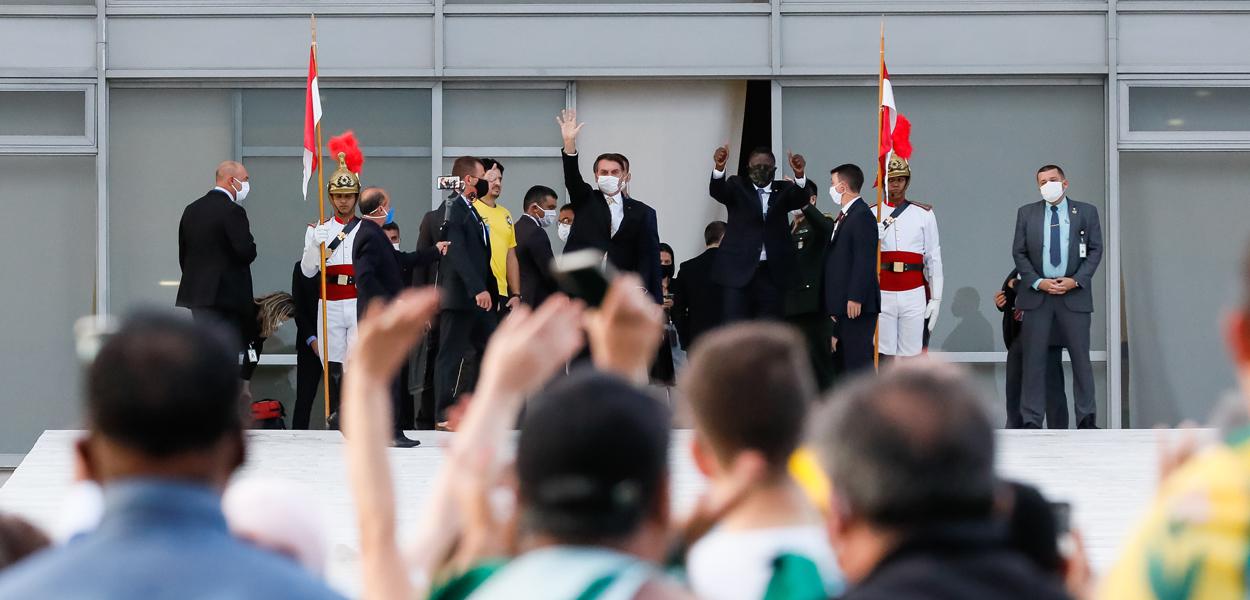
[871,156,943,359]
[298,132,365,424]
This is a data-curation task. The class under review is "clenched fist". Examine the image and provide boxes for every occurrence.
[787,151,806,179]
[713,145,729,171]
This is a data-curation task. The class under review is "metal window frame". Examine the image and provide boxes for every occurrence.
[1118,76,1250,151]
[0,82,97,154]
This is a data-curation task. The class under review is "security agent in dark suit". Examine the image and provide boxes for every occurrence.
[709,145,817,321]
[1012,164,1103,429]
[785,196,836,391]
[672,221,726,351]
[435,157,498,427]
[822,164,881,376]
[408,206,445,430]
[290,261,322,430]
[176,161,258,379]
[556,109,664,303]
[515,185,561,308]
[997,270,1069,429]
[354,187,444,447]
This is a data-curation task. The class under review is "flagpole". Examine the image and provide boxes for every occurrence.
[873,20,885,371]
[312,14,332,424]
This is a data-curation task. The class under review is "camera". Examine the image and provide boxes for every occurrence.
[436,175,464,191]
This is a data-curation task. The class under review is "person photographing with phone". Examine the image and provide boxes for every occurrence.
[434,156,498,431]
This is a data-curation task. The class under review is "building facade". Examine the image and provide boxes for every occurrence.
[2,0,1249,457]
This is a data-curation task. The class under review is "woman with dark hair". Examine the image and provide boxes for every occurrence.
[651,243,679,385]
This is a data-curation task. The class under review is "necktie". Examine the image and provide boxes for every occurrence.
[757,188,767,216]
[1049,205,1061,268]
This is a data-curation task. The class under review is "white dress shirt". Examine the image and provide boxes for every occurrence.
[605,193,625,237]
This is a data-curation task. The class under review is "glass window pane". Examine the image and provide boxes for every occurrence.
[782,84,1107,353]
[1120,152,1250,426]
[243,88,432,148]
[443,89,565,147]
[243,155,430,353]
[0,156,95,454]
[109,88,235,313]
[0,90,84,137]
[1129,86,1250,132]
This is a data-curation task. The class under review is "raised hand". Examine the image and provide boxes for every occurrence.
[584,275,665,383]
[477,295,586,398]
[713,144,729,171]
[348,289,441,383]
[788,151,806,179]
[557,109,584,154]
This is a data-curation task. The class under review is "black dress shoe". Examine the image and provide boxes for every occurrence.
[1077,417,1100,430]
[326,412,341,431]
[392,433,421,448]
[1022,423,1042,429]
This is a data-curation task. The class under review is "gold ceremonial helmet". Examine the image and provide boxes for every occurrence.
[887,155,912,180]
[327,152,361,195]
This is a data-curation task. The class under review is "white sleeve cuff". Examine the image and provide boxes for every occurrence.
[712,169,725,179]
[794,176,807,187]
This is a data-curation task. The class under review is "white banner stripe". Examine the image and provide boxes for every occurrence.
[311,77,322,122]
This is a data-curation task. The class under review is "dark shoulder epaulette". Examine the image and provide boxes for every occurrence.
[911,201,933,211]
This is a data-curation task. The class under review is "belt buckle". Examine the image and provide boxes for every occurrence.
[893,263,904,273]
[335,274,349,286]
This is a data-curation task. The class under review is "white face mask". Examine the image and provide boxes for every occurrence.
[1040,180,1065,203]
[597,175,621,196]
[829,185,841,202]
[233,179,250,204]
[538,209,559,228]
[392,242,401,251]
[790,209,804,219]
[557,222,571,242]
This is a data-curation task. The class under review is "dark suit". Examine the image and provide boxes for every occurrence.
[435,196,498,421]
[785,204,836,390]
[999,270,1068,428]
[671,247,723,351]
[822,198,881,376]
[291,261,326,430]
[408,207,444,429]
[709,172,815,320]
[1012,198,1103,428]
[354,219,441,434]
[561,151,663,303]
[176,189,257,370]
[515,214,558,307]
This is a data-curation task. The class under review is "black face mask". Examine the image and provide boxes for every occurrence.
[661,264,675,280]
[473,178,490,200]
[748,164,776,188]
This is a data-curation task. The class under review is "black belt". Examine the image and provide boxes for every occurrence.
[880,262,924,273]
[327,274,356,286]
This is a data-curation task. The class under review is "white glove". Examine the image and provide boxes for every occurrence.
[924,299,940,332]
[313,223,331,245]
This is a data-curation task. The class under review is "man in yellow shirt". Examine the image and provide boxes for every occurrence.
[1100,240,1250,599]
[477,158,521,312]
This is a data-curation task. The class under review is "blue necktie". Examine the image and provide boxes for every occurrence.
[1049,205,1061,268]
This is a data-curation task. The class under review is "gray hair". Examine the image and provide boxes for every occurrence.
[811,359,997,528]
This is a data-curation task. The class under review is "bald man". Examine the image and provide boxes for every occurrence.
[177,161,259,388]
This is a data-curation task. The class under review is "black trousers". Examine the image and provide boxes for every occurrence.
[834,311,878,378]
[435,308,497,422]
[786,312,836,391]
[723,261,783,322]
[408,327,439,430]
[1020,296,1096,428]
[293,343,323,430]
[1005,342,1068,429]
[191,305,258,380]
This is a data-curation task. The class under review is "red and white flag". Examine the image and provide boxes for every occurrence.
[302,45,323,201]
[878,64,913,186]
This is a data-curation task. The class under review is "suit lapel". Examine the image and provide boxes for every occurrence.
[1029,201,1045,272]
[613,198,636,240]
[1066,200,1082,274]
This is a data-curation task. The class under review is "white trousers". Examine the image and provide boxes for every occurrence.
[316,298,358,363]
[879,287,926,357]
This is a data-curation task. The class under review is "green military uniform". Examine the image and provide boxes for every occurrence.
[784,203,836,390]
